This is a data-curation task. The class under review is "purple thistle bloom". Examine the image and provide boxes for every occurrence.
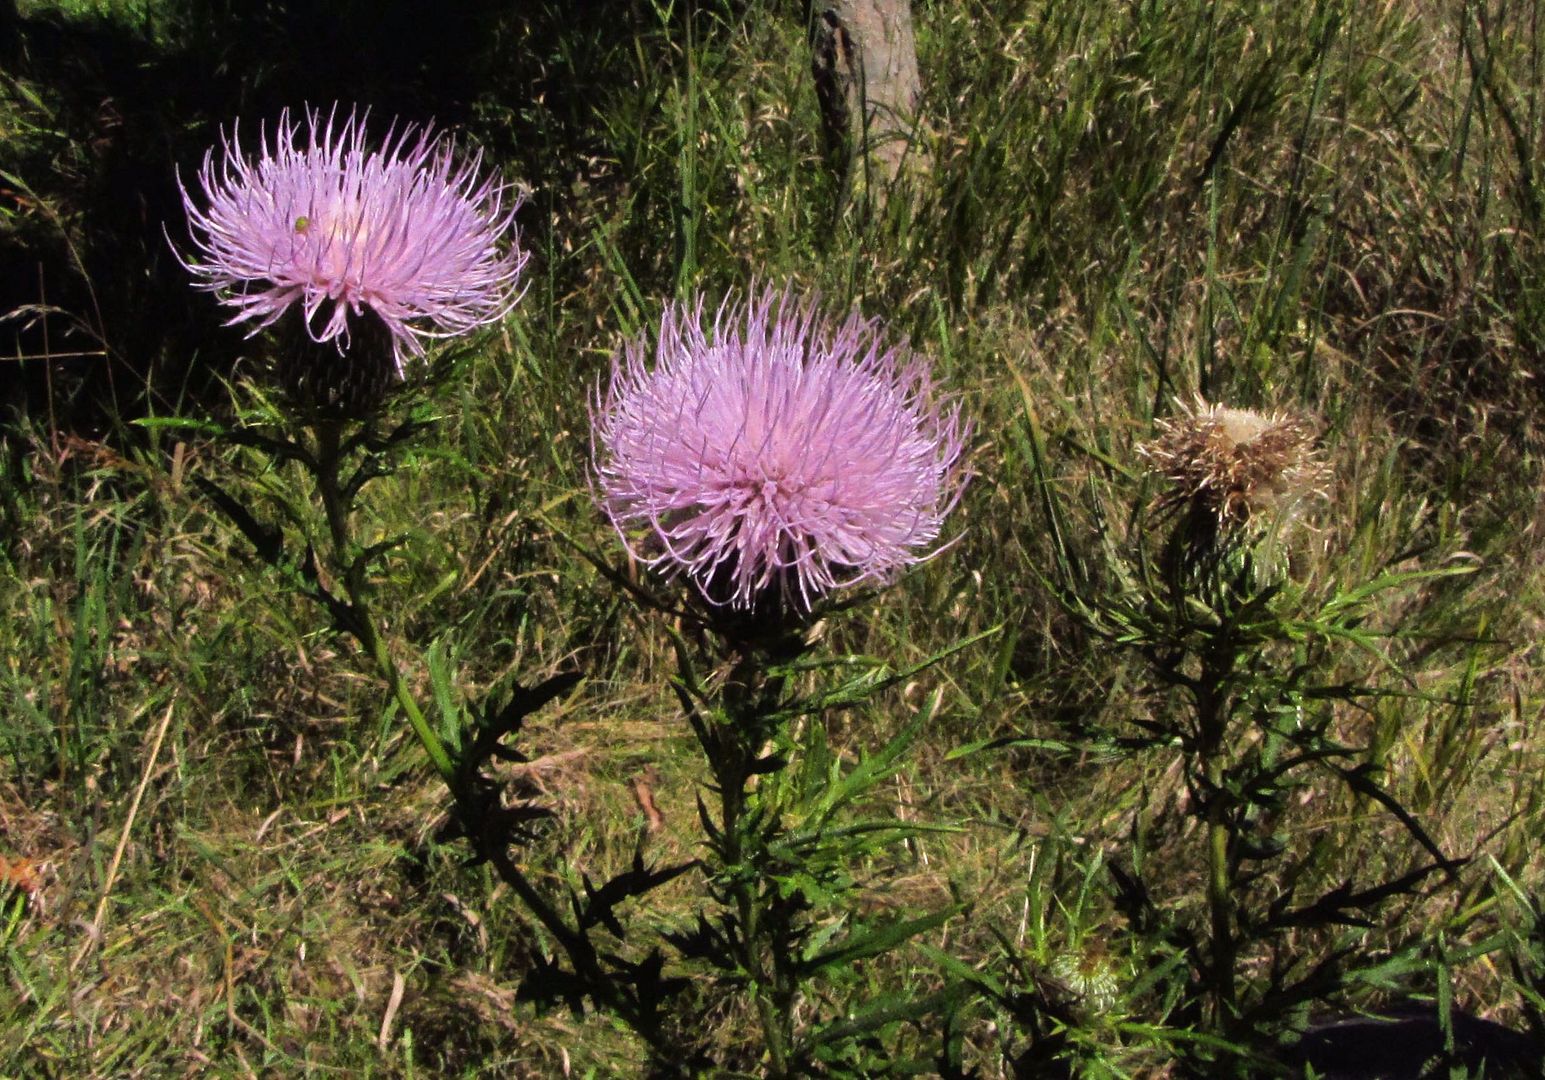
[592,286,970,614]
[178,104,526,369]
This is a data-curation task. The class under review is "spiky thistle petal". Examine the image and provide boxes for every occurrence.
[177,104,526,370]
[591,286,970,614]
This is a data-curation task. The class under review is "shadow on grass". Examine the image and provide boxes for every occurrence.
[0,0,711,435]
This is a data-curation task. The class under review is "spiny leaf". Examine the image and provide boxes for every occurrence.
[800,904,966,977]
[803,985,971,1050]
[192,476,284,567]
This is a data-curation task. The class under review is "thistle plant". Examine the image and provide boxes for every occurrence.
[170,106,704,1059]
[174,102,527,782]
[1035,397,1469,1068]
[590,286,982,1073]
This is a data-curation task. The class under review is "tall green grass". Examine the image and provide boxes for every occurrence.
[4,0,1545,1072]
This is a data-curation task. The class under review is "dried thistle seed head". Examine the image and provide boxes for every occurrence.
[1139,398,1328,530]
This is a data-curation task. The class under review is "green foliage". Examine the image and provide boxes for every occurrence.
[5,0,1545,1074]
[1039,456,1483,1068]
[660,625,983,1074]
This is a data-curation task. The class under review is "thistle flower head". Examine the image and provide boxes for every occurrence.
[1139,397,1328,532]
[591,286,970,616]
[178,104,526,371]
[1049,948,1121,1017]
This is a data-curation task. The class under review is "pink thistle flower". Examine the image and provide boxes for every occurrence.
[592,286,971,614]
[178,104,526,370]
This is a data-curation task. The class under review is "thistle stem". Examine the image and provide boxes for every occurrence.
[710,652,794,1077]
[724,767,792,1076]
[480,839,667,1052]
[311,419,455,784]
[1204,750,1235,1028]
[1197,678,1236,1032]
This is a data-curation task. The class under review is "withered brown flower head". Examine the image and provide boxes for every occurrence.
[1139,398,1328,530]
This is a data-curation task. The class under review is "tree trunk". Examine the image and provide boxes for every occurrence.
[809,0,923,214]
